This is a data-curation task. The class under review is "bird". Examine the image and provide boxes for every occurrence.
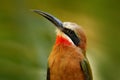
[33,10,93,80]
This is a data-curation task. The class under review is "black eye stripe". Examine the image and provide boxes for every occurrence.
[62,28,80,46]
[66,29,73,34]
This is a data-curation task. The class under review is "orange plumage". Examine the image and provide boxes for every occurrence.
[48,35,85,80]
[33,10,93,80]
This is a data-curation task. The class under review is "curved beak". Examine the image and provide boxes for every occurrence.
[33,10,80,46]
[33,10,64,30]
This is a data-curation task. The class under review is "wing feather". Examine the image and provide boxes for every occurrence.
[47,68,50,80]
[80,58,93,80]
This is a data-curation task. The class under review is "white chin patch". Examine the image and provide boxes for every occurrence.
[56,29,74,45]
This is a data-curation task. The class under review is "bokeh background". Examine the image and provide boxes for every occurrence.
[0,0,120,80]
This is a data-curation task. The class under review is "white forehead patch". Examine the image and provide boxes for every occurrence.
[63,22,79,30]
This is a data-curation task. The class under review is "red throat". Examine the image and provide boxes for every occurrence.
[55,36,72,45]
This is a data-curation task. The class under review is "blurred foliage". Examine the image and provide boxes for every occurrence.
[0,0,120,80]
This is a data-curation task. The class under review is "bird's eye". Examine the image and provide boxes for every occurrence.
[63,28,80,46]
[63,28,75,36]
[67,29,73,34]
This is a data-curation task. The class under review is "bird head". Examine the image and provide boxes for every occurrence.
[33,10,87,54]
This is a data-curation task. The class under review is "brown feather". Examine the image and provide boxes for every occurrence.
[48,42,85,80]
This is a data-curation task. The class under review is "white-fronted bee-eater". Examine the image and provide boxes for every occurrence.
[33,10,93,80]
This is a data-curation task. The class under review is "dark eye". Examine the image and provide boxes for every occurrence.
[63,28,74,36]
[67,29,73,34]
[63,28,80,46]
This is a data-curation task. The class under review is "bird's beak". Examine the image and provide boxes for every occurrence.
[33,10,64,31]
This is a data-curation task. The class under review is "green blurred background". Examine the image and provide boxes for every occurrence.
[0,0,120,80]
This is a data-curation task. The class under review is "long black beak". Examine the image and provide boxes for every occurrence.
[33,10,64,30]
[33,10,80,46]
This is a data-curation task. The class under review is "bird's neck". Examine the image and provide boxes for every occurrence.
[55,35,72,46]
